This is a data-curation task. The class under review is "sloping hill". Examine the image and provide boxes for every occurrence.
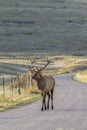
[0,0,87,56]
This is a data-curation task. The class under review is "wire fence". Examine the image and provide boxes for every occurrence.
[0,71,33,98]
[0,57,50,98]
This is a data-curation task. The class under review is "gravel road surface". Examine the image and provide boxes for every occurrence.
[0,74,87,130]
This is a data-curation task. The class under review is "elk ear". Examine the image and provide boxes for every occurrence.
[30,69,36,74]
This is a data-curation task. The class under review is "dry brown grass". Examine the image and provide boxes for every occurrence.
[0,85,40,112]
[43,56,87,75]
[74,70,87,84]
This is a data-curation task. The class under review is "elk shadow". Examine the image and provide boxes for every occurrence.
[54,108,87,112]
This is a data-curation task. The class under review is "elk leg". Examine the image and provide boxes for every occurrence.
[47,92,50,109]
[51,89,54,110]
[41,93,44,111]
[41,93,46,111]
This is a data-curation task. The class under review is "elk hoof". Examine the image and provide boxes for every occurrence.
[52,106,53,110]
[41,108,43,111]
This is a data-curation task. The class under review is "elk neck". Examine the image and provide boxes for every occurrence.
[36,74,46,90]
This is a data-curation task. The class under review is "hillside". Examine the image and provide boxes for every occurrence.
[0,0,87,56]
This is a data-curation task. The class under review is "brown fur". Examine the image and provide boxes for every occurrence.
[32,71,55,111]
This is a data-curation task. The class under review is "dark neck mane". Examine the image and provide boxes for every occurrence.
[36,74,46,90]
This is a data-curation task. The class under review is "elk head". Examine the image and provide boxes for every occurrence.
[31,59,51,81]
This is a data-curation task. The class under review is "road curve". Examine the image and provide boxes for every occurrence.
[0,74,87,130]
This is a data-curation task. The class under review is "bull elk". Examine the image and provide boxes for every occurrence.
[31,59,55,111]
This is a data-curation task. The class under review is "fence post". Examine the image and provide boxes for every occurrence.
[3,77,5,97]
[11,77,14,97]
[29,71,32,88]
[17,75,21,95]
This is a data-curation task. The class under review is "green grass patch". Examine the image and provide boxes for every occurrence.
[0,87,41,112]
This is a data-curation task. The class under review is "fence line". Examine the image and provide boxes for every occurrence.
[3,77,5,97]
[0,70,33,97]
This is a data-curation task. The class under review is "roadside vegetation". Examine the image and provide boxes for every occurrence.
[73,70,87,84]
[0,55,87,111]
[0,85,40,112]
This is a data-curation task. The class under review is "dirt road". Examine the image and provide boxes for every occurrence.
[0,74,87,130]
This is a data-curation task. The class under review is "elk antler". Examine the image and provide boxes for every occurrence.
[27,57,36,70]
[37,59,51,72]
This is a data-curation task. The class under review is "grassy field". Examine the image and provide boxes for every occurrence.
[0,55,87,82]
